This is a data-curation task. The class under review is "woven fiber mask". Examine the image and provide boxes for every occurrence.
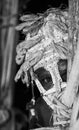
[15,8,71,128]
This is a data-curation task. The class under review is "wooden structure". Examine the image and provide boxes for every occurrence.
[0,0,18,108]
[0,0,18,129]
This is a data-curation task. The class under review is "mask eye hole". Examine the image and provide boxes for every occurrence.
[57,59,67,82]
[35,67,53,90]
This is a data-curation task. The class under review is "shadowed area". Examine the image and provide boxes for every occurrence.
[35,67,53,91]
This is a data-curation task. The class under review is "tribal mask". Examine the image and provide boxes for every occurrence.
[15,8,71,127]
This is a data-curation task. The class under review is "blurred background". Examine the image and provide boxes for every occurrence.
[0,0,68,130]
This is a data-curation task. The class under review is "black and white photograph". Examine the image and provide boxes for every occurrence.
[0,0,79,130]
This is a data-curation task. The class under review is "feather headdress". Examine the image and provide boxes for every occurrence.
[15,8,70,85]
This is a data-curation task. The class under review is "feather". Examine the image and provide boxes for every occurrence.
[16,35,43,53]
[20,14,42,21]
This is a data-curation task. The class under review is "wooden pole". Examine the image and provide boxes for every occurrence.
[69,96,79,130]
[61,0,79,107]
[0,0,18,108]
[0,0,18,129]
